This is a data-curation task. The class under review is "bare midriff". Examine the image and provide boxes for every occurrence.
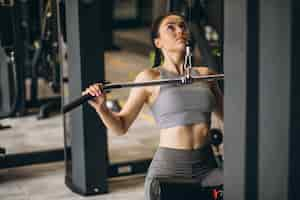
[159,123,210,150]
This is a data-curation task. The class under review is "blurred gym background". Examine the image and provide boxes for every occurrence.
[0,0,223,199]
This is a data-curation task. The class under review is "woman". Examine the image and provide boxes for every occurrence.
[83,13,223,200]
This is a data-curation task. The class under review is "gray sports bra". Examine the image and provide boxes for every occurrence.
[150,67,217,129]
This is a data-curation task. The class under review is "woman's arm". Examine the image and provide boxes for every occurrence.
[86,70,153,135]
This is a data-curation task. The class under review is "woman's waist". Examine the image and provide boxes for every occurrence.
[151,144,216,167]
[159,124,210,150]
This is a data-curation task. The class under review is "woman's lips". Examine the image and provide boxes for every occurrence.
[176,38,186,43]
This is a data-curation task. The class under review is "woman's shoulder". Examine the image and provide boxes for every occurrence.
[134,68,160,82]
[193,66,217,75]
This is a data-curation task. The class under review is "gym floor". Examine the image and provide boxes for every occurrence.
[0,28,159,200]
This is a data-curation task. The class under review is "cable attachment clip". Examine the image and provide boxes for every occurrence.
[182,40,193,84]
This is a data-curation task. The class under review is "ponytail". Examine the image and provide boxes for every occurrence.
[152,48,162,68]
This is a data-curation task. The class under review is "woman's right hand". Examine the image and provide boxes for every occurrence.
[82,83,106,111]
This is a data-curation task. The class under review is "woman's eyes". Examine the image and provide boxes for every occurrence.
[179,23,187,31]
[166,23,187,32]
[166,24,176,31]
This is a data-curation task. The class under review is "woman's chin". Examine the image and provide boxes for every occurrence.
[177,42,187,49]
[177,45,187,52]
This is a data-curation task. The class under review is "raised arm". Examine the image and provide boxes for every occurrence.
[83,70,153,135]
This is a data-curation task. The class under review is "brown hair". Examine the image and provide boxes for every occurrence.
[151,12,186,67]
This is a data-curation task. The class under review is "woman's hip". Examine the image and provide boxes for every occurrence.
[146,145,218,180]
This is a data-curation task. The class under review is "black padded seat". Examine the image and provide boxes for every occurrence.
[156,177,223,200]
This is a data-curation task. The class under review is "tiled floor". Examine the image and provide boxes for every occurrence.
[0,106,154,200]
[0,103,158,199]
[0,162,146,200]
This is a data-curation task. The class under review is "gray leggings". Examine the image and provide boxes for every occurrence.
[145,145,223,200]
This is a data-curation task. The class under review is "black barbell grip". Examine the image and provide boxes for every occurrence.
[63,94,93,114]
[62,84,123,114]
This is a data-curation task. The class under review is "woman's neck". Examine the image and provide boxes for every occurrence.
[161,50,185,75]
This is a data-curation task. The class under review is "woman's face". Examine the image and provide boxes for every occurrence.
[155,15,189,53]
